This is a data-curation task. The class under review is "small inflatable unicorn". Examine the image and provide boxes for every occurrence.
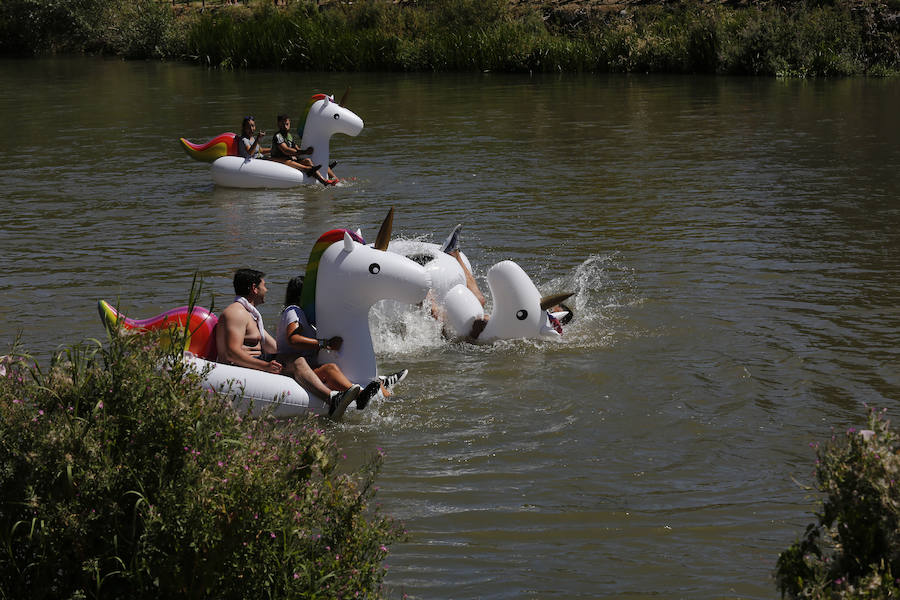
[179,92,364,188]
[388,236,574,343]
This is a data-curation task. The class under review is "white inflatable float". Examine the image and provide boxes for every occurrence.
[180,93,364,189]
[387,240,574,342]
[98,210,430,418]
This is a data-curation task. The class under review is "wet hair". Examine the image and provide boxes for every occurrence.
[284,275,304,306]
[233,268,264,296]
[241,116,254,133]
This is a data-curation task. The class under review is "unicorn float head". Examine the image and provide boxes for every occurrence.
[298,91,364,180]
[300,208,431,384]
[472,261,574,343]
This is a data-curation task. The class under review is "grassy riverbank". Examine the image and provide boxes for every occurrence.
[1,0,898,75]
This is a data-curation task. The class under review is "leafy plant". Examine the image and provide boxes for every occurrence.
[776,407,900,599]
[0,318,403,598]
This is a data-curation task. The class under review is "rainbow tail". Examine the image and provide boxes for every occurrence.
[179,132,239,163]
[97,300,218,360]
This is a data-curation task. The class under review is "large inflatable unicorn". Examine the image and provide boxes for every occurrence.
[97,210,430,419]
[387,237,574,343]
[179,92,364,189]
[300,209,431,384]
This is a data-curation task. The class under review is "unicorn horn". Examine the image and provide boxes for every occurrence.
[540,292,575,312]
[374,207,394,251]
[339,86,351,106]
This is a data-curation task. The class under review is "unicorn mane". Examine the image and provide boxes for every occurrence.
[301,228,366,325]
[298,93,329,139]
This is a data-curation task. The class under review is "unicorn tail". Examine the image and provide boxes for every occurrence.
[97,300,219,360]
[179,132,239,163]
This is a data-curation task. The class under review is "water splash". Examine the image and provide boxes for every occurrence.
[369,252,639,356]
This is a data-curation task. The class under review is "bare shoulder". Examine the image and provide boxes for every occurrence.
[219,301,249,326]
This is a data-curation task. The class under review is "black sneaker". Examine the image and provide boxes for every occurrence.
[328,384,360,419]
[379,369,409,388]
[439,224,462,254]
[356,379,381,410]
[329,160,338,170]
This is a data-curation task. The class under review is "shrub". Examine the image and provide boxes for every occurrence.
[776,407,900,599]
[0,326,402,599]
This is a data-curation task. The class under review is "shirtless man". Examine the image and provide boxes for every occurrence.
[216,268,359,416]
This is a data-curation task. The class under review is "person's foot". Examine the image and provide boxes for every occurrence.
[325,178,339,186]
[356,379,381,410]
[328,384,361,419]
[329,161,338,169]
[379,369,409,388]
[439,224,462,254]
[304,164,322,174]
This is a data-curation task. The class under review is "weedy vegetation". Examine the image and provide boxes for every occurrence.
[777,407,900,599]
[0,314,403,599]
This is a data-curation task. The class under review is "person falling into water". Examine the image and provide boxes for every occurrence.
[429,225,574,341]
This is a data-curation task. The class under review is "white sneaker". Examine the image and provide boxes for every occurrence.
[328,384,361,419]
[379,369,409,388]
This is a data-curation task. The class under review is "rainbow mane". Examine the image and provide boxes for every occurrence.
[179,132,239,163]
[301,228,366,325]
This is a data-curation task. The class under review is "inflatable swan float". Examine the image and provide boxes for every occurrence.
[179,92,363,189]
[387,237,574,343]
[98,210,430,419]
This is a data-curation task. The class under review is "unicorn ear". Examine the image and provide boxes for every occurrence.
[355,228,362,238]
[343,231,355,253]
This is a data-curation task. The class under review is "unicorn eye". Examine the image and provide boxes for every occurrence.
[369,263,381,274]
[516,310,528,320]
[333,113,340,120]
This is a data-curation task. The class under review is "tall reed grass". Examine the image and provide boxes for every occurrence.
[1,0,898,75]
[184,0,899,75]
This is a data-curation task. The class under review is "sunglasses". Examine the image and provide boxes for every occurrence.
[244,115,255,121]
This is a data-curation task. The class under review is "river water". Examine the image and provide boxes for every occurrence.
[2,58,899,598]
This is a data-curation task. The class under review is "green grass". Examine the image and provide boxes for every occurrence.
[0,0,898,75]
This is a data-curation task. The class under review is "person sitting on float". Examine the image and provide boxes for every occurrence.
[276,275,408,411]
[215,268,361,416]
[269,114,336,186]
[237,115,269,159]
[430,225,574,341]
